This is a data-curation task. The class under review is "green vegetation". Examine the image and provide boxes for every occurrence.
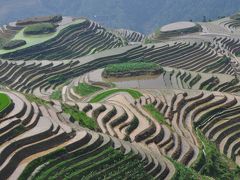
[0,37,8,49]
[25,94,50,106]
[31,147,152,180]
[195,129,240,180]
[144,104,169,126]
[24,23,56,35]
[0,19,86,54]
[62,104,97,130]
[0,93,12,113]
[19,148,67,180]
[104,62,162,73]
[17,15,62,25]
[50,90,62,100]
[103,62,163,77]
[3,40,26,50]
[170,157,209,180]
[89,88,143,103]
[74,83,102,96]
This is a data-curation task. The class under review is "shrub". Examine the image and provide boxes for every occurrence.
[3,40,26,50]
[16,15,62,25]
[102,62,163,78]
[24,23,57,35]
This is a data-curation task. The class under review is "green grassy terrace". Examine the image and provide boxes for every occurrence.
[193,129,240,180]
[74,83,103,96]
[24,23,56,35]
[0,93,12,113]
[103,62,163,77]
[50,90,62,100]
[62,104,97,130]
[170,157,210,180]
[89,88,143,103]
[144,104,170,126]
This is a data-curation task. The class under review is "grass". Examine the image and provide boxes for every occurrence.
[144,104,169,126]
[103,62,162,74]
[169,157,210,180]
[62,104,97,130]
[25,94,50,106]
[24,23,56,35]
[89,88,143,103]
[74,83,102,96]
[50,90,62,100]
[195,129,240,180]
[0,93,12,113]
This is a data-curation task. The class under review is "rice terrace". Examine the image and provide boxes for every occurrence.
[1,4,240,180]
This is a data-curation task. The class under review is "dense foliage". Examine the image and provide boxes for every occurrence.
[195,129,240,180]
[24,23,56,35]
[104,62,161,74]
[103,62,163,78]
[2,40,26,50]
[17,15,62,25]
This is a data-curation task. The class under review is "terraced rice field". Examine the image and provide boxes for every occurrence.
[1,13,240,179]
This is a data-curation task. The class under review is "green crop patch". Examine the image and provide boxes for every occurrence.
[62,104,97,130]
[74,83,102,96]
[0,93,12,113]
[50,90,62,100]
